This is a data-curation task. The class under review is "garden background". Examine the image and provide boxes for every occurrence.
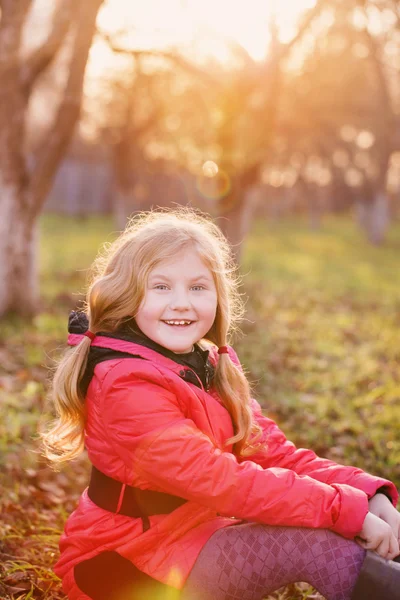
[1,0,400,598]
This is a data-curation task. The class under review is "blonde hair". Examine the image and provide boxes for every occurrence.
[41,207,262,465]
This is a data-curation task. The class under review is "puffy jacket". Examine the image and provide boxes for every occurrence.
[54,336,399,600]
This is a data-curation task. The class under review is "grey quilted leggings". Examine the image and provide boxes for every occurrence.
[181,523,366,600]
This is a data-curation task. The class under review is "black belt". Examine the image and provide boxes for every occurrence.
[87,466,187,531]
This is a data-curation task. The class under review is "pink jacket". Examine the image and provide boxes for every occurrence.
[54,337,398,600]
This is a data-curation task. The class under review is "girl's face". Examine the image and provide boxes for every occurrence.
[135,247,218,353]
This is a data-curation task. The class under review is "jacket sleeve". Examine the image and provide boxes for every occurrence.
[245,397,398,507]
[225,346,399,507]
[100,365,370,540]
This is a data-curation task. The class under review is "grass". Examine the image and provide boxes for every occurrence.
[0,213,399,600]
[239,217,400,483]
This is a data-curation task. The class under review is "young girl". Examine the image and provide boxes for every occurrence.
[41,208,400,600]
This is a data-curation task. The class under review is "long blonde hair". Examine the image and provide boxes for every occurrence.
[40,207,262,465]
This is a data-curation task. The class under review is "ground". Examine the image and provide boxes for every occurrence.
[0,214,399,599]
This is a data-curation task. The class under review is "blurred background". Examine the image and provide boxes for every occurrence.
[0,1,399,599]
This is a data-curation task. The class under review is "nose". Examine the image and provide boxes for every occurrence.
[169,288,191,311]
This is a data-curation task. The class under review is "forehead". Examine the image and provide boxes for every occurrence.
[148,248,213,279]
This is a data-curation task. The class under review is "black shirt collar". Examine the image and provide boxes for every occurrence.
[69,312,214,390]
[103,318,211,369]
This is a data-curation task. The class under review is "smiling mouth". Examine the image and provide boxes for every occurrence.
[162,320,195,327]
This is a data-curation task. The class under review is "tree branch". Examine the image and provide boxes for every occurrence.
[361,27,395,129]
[232,0,332,172]
[279,0,331,60]
[28,0,104,217]
[97,29,219,86]
[0,0,32,70]
[225,38,256,69]
[360,20,395,185]
[21,0,74,93]
[0,0,32,208]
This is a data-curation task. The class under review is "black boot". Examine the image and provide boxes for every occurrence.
[351,550,400,599]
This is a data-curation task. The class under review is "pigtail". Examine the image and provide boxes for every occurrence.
[40,335,92,466]
[213,350,263,457]
[203,236,264,457]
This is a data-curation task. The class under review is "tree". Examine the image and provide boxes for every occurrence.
[256,0,400,244]
[0,0,103,318]
[91,31,219,228]
[93,1,330,262]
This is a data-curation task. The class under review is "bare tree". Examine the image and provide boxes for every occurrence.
[96,0,329,262]
[203,1,331,261]
[0,0,103,318]
[357,9,397,244]
[254,0,400,245]
[95,31,219,227]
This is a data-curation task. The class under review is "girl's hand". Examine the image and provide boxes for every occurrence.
[368,494,400,546]
[356,512,399,560]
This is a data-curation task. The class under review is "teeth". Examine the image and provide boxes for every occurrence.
[164,320,192,325]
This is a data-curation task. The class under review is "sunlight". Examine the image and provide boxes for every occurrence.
[95,0,317,64]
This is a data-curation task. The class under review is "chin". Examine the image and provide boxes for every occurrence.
[170,343,194,354]
[172,347,193,354]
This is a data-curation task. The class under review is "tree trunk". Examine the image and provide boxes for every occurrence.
[308,186,328,231]
[112,136,136,230]
[217,185,260,264]
[0,2,35,317]
[355,199,368,230]
[0,187,38,316]
[364,191,389,246]
[113,185,144,230]
[307,193,322,231]
[0,0,103,319]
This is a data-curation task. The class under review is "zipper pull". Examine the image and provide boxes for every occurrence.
[205,364,212,391]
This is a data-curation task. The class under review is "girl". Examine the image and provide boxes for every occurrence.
[41,208,400,600]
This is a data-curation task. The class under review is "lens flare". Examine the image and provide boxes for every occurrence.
[196,168,231,200]
[166,567,184,590]
[202,160,219,177]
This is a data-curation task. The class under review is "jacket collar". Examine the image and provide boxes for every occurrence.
[67,312,218,375]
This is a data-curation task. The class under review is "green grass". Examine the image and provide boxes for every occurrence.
[39,214,117,300]
[242,216,400,299]
[1,213,399,600]
[237,217,400,485]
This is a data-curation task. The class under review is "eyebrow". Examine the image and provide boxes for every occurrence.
[148,273,212,283]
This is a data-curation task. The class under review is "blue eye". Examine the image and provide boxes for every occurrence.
[153,284,205,291]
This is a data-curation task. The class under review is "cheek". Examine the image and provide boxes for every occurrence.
[200,295,218,319]
[137,295,164,319]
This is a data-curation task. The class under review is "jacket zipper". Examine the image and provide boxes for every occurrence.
[185,363,213,392]
[181,367,221,443]
[185,367,205,392]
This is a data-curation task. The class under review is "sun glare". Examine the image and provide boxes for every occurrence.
[95,0,317,64]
